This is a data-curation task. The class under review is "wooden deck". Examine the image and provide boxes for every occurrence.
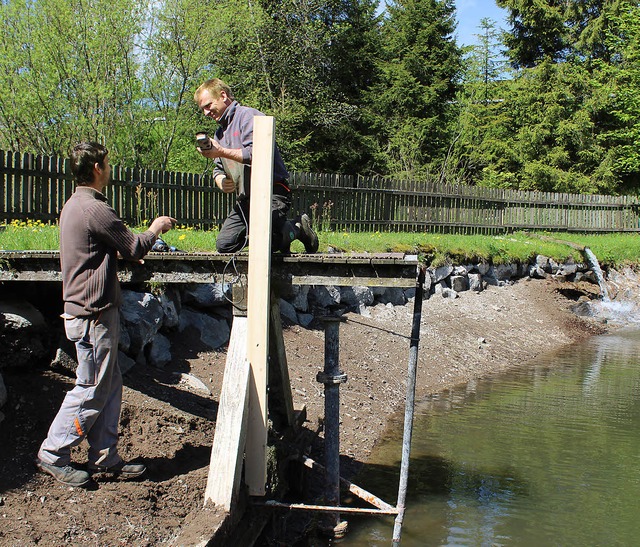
[0,250,420,287]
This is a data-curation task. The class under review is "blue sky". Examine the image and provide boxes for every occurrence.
[377,1,509,47]
[454,0,508,46]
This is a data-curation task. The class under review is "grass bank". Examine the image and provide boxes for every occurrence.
[1,220,638,269]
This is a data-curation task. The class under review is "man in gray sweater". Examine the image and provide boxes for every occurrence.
[36,142,176,487]
[194,78,318,254]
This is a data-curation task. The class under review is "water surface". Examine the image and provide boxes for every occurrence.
[344,329,640,546]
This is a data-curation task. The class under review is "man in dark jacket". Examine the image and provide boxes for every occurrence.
[36,142,176,487]
[194,78,318,254]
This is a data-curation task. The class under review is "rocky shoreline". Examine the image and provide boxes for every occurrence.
[0,252,609,385]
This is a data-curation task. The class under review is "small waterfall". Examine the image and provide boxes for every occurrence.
[583,247,609,301]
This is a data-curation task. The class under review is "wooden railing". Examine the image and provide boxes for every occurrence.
[1,150,639,233]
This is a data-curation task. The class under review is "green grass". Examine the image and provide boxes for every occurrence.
[1,220,638,269]
[540,232,640,268]
[0,219,60,250]
[161,225,219,253]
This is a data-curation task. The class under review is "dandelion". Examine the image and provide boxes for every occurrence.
[179,234,186,241]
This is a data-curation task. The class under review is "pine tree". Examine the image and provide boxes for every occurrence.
[367,0,462,178]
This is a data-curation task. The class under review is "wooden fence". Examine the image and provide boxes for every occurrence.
[1,150,639,233]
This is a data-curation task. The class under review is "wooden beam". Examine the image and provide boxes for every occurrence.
[245,116,275,495]
[204,317,250,510]
[268,295,295,431]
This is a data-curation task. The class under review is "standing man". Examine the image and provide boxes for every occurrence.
[194,78,319,254]
[36,142,176,487]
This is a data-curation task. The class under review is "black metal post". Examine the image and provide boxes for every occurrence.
[317,316,348,538]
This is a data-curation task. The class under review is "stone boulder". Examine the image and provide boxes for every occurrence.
[182,283,231,308]
[309,285,341,309]
[0,373,7,409]
[0,300,49,369]
[148,332,172,368]
[178,308,230,350]
[120,291,164,358]
[340,286,374,311]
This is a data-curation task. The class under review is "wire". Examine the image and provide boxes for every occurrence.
[343,316,411,340]
[200,157,213,177]
[221,199,250,312]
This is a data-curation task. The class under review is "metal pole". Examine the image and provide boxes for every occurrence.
[317,316,348,538]
[392,266,426,546]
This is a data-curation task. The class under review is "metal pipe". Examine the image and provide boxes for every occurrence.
[317,316,348,535]
[300,453,396,512]
[392,266,426,546]
[259,500,398,515]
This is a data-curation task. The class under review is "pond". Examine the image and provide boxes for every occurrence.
[343,328,640,546]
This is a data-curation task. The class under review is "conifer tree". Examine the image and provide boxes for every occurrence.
[367,0,462,178]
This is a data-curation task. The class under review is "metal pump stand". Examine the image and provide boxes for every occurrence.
[255,267,425,546]
[392,266,426,546]
[317,316,349,538]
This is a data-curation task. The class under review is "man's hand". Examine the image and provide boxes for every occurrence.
[198,140,245,164]
[215,174,236,193]
[149,216,177,237]
[197,139,225,159]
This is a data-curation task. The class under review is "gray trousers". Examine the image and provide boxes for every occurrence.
[38,307,123,468]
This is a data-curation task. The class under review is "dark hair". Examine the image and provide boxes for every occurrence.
[69,142,108,185]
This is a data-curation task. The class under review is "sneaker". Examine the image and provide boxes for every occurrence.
[88,460,146,479]
[36,459,91,487]
[296,214,319,253]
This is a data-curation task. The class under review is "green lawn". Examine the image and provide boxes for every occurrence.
[1,220,638,269]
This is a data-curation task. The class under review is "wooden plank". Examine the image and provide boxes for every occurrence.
[0,151,6,217]
[204,318,251,510]
[291,274,416,287]
[245,115,275,496]
[268,296,295,431]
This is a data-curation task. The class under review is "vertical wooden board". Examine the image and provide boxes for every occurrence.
[43,156,51,219]
[204,317,251,510]
[163,170,169,217]
[10,152,17,217]
[268,297,295,430]
[245,115,275,496]
[12,152,19,217]
[23,153,31,215]
[0,151,5,215]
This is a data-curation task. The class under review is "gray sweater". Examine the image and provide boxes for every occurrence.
[213,101,290,197]
[59,186,156,316]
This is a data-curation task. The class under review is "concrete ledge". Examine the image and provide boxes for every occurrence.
[0,251,419,287]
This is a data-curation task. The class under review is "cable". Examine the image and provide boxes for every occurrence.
[343,316,411,340]
[200,157,213,177]
[221,199,250,312]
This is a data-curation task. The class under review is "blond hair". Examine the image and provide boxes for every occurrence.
[194,78,234,102]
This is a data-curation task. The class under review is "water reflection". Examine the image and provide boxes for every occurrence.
[344,329,640,546]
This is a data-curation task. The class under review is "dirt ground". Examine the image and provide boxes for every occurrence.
[0,276,606,546]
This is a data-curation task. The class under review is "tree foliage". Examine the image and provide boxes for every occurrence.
[366,0,462,178]
[591,0,640,192]
[0,0,143,161]
[0,0,638,196]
